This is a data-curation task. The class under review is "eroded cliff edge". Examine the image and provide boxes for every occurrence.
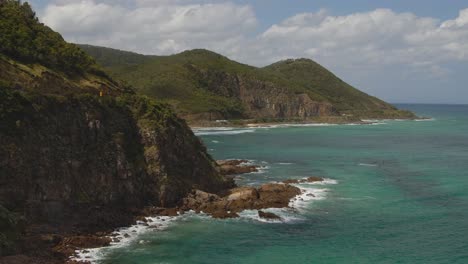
[0,89,234,260]
[0,1,233,260]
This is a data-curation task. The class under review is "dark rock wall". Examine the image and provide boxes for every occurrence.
[196,69,336,120]
[0,93,231,226]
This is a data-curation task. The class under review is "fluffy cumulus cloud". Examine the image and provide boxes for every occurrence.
[35,0,468,103]
[257,8,468,75]
[41,0,257,54]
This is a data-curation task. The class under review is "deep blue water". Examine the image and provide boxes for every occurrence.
[98,104,468,264]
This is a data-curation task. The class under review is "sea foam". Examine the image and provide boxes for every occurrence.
[193,127,256,136]
[71,215,182,263]
[358,163,378,167]
[72,177,338,262]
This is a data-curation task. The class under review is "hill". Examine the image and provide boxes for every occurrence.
[0,1,231,262]
[79,45,415,124]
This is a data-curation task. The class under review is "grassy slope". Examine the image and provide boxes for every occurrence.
[78,45,415,120]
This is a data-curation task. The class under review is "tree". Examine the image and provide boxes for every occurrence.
[0,0,97,74]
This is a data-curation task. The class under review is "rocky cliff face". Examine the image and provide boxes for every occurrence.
[186,69,336,121]
[0,2,234,260]
[0,90,232,235]
[0,89,234,262]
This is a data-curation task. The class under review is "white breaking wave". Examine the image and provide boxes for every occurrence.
[292,177,338,186]
[248,165,270,174]
[289,187,329,210]
[358,163,378,167]
[72,177,338,262]
[238,208,303,223]
[248,123,338,129]
[195,129,255,136]
[71,214,183,263]
[192,127,237,131]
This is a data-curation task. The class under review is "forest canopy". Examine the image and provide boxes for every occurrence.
[0,0,96,73]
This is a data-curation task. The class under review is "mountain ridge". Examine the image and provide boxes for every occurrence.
[78,44,416,124]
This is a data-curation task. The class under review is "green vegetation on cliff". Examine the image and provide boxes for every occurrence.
[0,2,231,260]
[0,0,126,97]
[79,45,416,121]
[0,0,96,73]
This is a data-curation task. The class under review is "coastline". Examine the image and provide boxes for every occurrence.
[71,177,338,263]
[62,159,337,263]
[190,117,433,132]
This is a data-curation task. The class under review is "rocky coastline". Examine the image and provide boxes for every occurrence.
[10,160,325,264]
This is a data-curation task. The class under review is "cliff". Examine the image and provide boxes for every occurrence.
[79,46,416,124]
[0,1,232,261]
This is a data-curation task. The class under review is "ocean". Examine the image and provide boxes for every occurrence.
[89,104,468,263]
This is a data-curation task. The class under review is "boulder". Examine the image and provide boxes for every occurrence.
[304,176,324,183]
[257,184,301,208]
[210,211,239,219]
[258,211,281,220]
[282,179,300,184]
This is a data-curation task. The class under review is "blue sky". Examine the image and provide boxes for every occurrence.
[243,0,468,29]
[30,0,468,104]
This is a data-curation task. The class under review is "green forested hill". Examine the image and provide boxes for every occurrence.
[262,59,403,116]
[79,45,415,122]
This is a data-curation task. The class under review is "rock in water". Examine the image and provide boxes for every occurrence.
[181,183,301,219]
[258,211,282,220]
[217,160,259,175]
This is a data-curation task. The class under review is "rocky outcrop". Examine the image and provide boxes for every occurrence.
[181,183,301,218]
[53,236,112,257]
[217,159,259,175]
[258,211,281,220]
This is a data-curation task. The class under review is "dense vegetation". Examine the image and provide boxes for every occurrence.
[263,59,392,113]
[0,0,96,73]
[80,45,414,119]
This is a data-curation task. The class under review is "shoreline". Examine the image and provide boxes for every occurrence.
[71,177,338,263]
[190,117,433,131]
[66,160,336,263]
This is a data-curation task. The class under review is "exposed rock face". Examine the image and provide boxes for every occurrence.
[217,160,259,175]
[0,92,233,255]
[181,183,301,219]
[192,70,337,120]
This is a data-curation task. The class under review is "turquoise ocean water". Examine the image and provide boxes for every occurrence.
[100,104,468,264]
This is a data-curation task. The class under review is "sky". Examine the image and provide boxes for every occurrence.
[27,0,468,104]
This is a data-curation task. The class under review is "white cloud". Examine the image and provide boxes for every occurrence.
[41,0,257,55]
[256,8,468,70]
